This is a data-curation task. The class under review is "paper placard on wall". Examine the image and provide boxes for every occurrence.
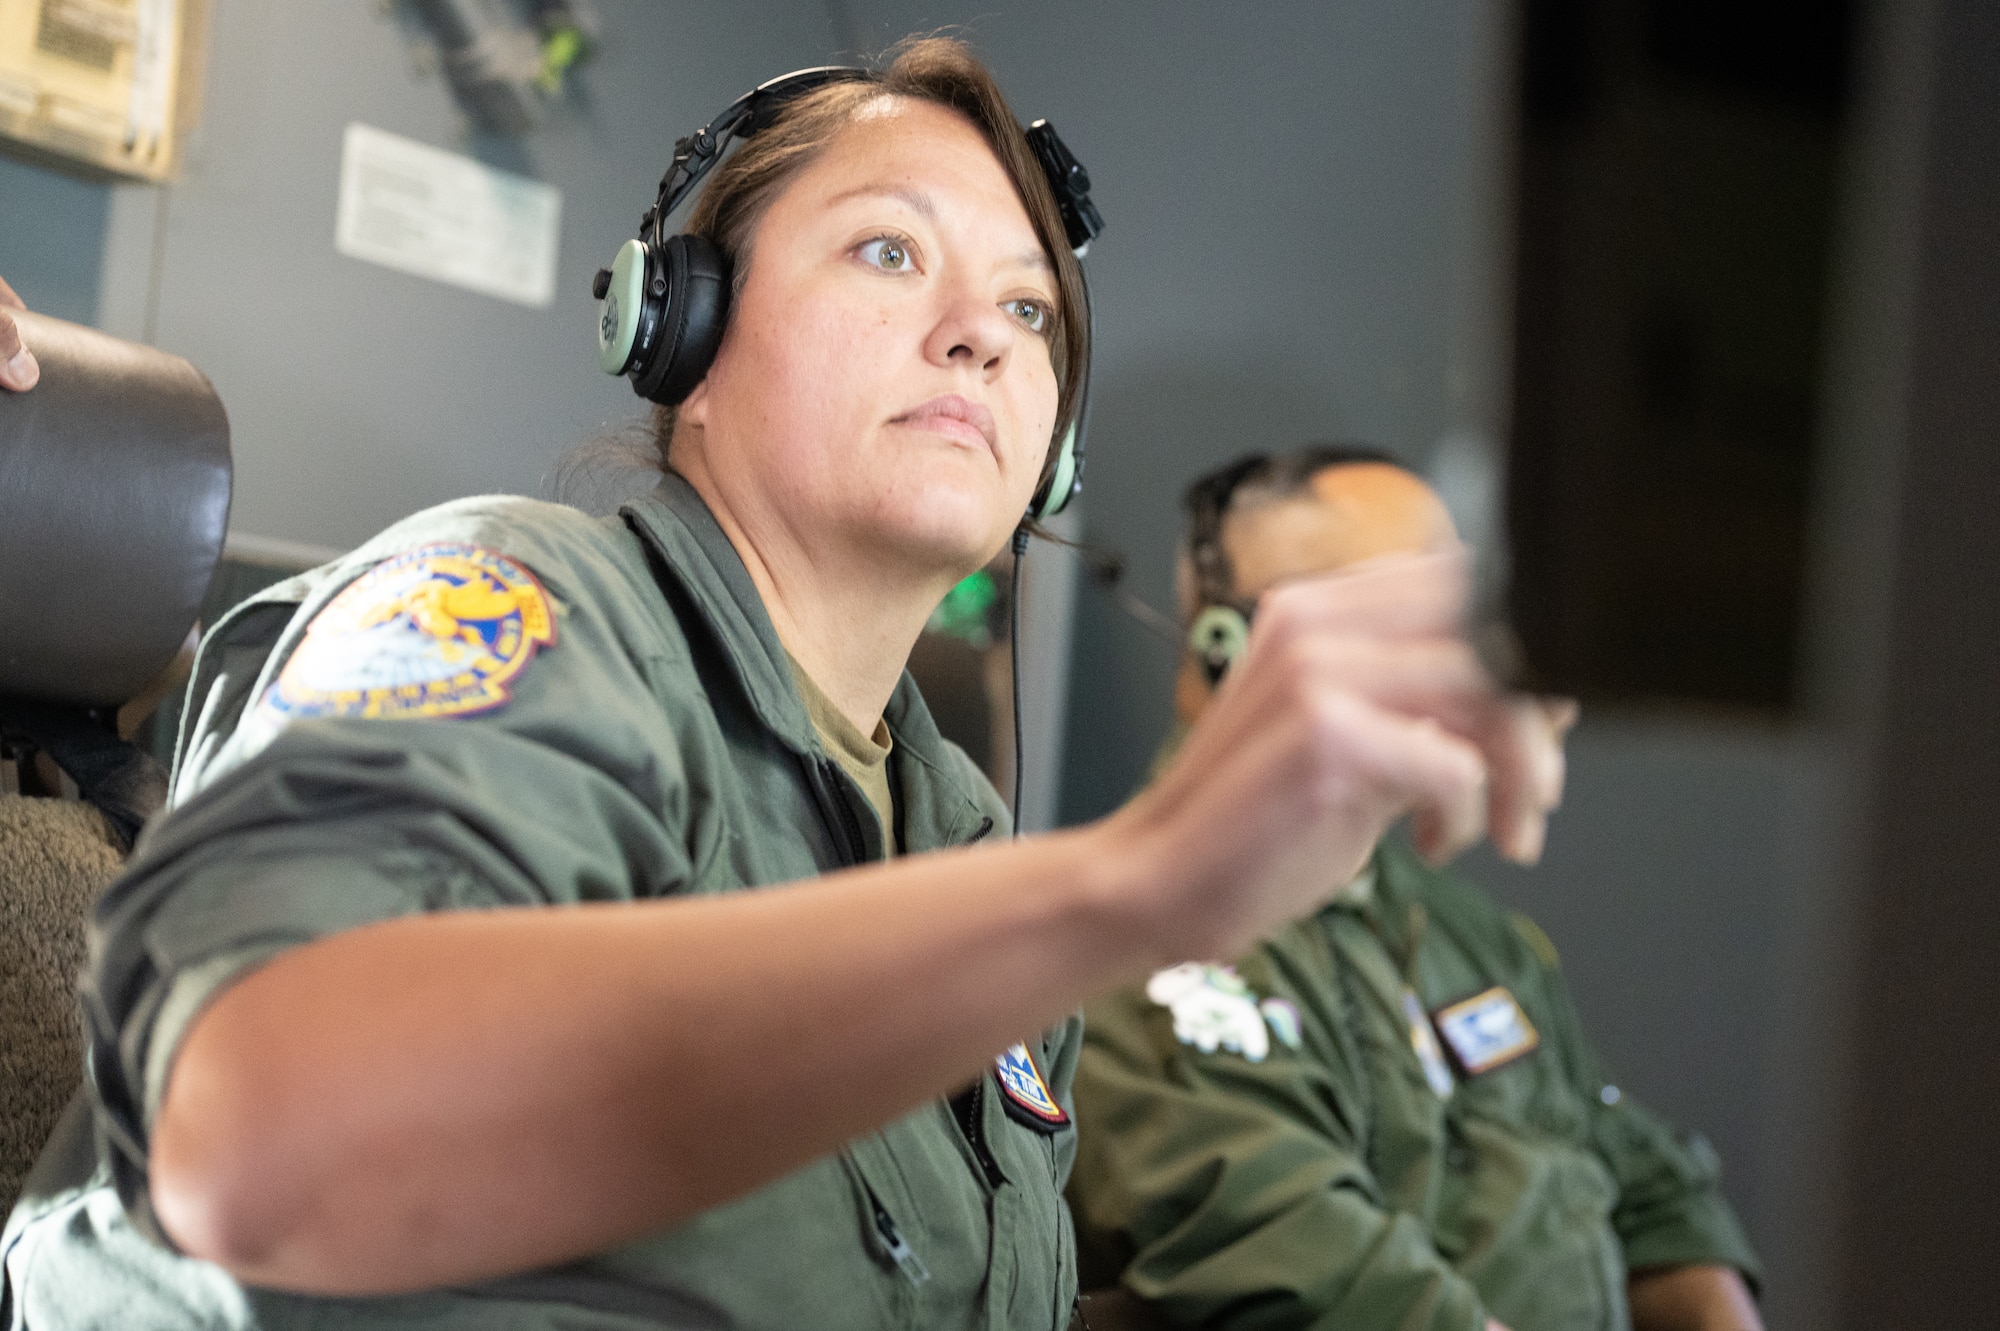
[336,122,561,309]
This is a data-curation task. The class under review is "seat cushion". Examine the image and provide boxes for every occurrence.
[0,794,123,1213]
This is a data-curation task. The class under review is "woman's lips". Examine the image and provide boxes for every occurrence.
[891,394,997,452]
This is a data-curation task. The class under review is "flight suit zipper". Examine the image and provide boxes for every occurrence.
[951,1075,1007,1189]
[805,754,872,867]
[865,1181,932,1288]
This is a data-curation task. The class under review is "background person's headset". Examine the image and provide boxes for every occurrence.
[1182,444,1406,685]
[592,66,1104,522]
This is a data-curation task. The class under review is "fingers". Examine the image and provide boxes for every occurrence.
[1469,696,1576,865]
[1146,547,1578,950]
[1348,708,1489,864]
[1139,683,1492,955]
[1259,685,1491,867]
[1253,547,1471,645]
[0,281,38,391]
[1246,567,1577,867]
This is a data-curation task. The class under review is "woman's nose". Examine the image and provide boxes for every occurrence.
[923,283,1014,379]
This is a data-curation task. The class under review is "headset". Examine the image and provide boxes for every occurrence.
[1180,444,1406,684]
[592,66,1104,522]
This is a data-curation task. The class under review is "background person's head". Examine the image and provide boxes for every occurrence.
[1175,444,1459,725]
[661,38,1089,591]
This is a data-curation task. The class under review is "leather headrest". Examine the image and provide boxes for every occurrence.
[0,311,232,707]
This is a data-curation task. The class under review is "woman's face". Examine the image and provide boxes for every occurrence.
[677,98,1061,577]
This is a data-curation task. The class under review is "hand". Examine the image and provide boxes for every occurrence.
[1628,1265,1763,1331]
[1106,550,1571,962]
[0,275,38,391]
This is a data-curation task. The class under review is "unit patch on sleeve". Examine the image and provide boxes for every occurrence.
[994,1042,1070,1133]
[1431,985,1540,1077]
[1403,988,1457,1097]
[265,543,556,722]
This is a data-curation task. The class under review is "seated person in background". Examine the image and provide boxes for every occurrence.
[1067,445,1763,1331]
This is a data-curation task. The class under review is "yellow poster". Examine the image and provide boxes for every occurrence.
[0,0,202,181]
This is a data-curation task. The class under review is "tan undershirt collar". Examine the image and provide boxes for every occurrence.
[785,653,897,854]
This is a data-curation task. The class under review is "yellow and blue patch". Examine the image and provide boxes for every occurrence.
[993,1042,1070,1133]
[266,543,556,721]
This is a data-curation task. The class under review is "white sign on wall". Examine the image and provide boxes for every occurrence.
[335,123,562,308]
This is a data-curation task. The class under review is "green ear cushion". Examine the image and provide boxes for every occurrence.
[1033,420,1080,519]
[597,239,647,374]
[1189,604,1251,671]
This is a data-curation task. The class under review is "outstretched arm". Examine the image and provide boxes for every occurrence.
[151,552,1569,1297]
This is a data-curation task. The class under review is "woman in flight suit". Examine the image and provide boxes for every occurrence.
[1,37,1568,1331]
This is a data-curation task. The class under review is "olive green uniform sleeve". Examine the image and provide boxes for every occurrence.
[1071,840,1762,1331]
[11,485,1075,1331]
[1071,949,1489,1331]
[83,500,704,1247]
[1513,922,1763,1290]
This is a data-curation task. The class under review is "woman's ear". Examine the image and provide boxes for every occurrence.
[678,377,711,427]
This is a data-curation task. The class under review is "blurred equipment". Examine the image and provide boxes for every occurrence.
[0,0,208,181]
[0,310,231,1215]
[1504,0,1856,709]
[407,0,598,135]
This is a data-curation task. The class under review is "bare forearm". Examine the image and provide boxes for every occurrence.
[154,825,1147,1294]
[1628,1265,1762,1331]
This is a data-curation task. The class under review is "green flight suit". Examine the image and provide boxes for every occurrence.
[1,474,1082,1331]
[1068,838,1758,1331]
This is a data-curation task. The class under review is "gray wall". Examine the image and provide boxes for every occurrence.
[0,155,108,325]
[0,1,1853,1318]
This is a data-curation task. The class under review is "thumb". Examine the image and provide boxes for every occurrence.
[1,345,39,392]
[0,310,37,391]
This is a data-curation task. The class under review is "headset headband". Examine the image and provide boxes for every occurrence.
[642,67,1105,259]
[645,68,869,244]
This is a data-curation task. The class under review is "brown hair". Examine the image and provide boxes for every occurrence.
[651,35,1090,497]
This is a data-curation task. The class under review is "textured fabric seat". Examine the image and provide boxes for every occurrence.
[0,795,125,1214]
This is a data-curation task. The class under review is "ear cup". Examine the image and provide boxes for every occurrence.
[629,233,731,406]
[1189,605,1251,685]
[1029,421,1081,520]
[596,239,649,374]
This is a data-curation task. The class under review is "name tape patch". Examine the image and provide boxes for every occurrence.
[266,543,556,722]
[1403,988,1457,1097]
[994,1042,1070,1133]
[1431,986,1540,1076]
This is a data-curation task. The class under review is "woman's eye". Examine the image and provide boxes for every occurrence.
[857,237,912,271]
[1007,298,1050,334]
